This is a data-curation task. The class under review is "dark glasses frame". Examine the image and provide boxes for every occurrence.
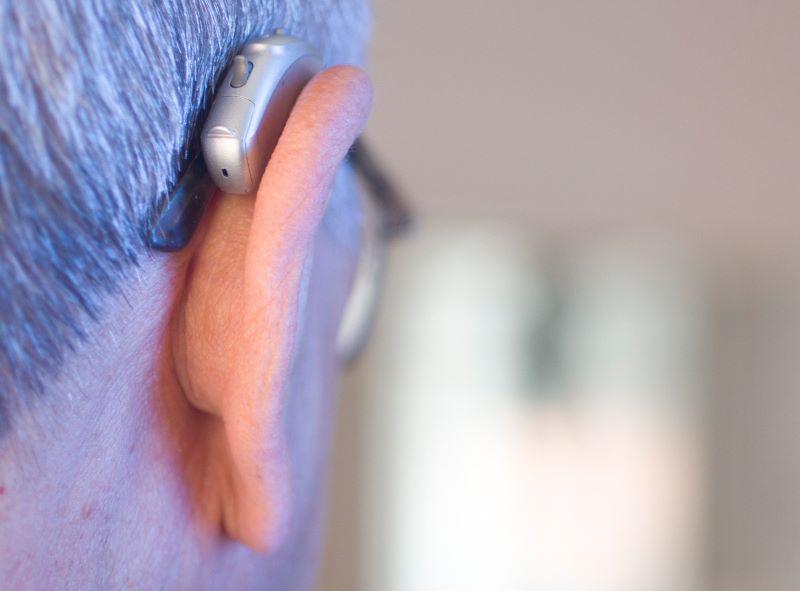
[146,137,412,252]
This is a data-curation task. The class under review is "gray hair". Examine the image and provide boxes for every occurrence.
[0,0,370,432]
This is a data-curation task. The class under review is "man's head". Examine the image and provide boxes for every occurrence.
[0,1,371,588]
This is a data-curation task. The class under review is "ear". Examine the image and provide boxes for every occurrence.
[168,65,372,552]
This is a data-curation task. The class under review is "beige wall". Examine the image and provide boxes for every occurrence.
[367,0,800,258]
[317,2,800,589]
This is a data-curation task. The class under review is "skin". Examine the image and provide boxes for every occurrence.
[0,65,372,590]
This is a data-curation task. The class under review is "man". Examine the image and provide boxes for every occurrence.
[0,1,372,588]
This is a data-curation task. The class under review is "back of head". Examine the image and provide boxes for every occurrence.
[0,1,371,588]
[0,0,368,427]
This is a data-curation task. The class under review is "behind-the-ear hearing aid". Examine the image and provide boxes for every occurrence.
[201,32,322,194]
[148,31,322,250]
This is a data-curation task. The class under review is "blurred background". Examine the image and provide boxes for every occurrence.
[318,1,800,590]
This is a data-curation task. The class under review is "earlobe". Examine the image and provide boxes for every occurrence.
[169,65,373,552]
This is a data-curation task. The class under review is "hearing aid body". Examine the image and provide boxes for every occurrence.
[201,33,322,194]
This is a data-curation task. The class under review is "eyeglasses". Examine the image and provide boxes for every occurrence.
[336,138,413,363]
[147,137,413,363]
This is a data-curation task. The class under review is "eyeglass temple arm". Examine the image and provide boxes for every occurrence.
[148,136,413,252]
[147,153,215,252]
[348,138,414,239]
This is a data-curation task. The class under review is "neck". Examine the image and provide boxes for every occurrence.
[0,254,203,588]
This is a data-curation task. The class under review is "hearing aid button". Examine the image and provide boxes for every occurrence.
[206,125,236,138]
[229,55,254,88]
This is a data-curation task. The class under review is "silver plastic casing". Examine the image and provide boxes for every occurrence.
[201,34,322,194]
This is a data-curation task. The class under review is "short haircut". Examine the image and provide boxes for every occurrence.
[0,0,369,432]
